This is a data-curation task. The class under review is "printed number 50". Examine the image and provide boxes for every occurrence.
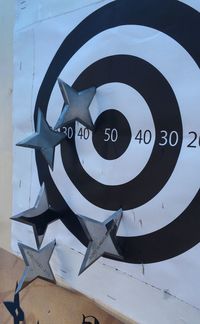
[104,128,118,142]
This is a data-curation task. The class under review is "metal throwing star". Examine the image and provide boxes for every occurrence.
[16,240,56,294]
[16,108,66,170]
[54,78,96,131]
[4,283,25,324]
[78,209,123,275]
[11,183,59,249]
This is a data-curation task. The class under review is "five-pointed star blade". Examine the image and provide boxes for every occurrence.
[78,209,123,275]
[54,78,96,131]
[16,240,56,294]
[16,108,66,170]
[3,282,25,324]
[11,183,60,249]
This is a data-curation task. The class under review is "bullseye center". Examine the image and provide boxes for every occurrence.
[92,109,132,160]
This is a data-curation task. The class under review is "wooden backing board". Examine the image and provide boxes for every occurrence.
[0,248,127,324]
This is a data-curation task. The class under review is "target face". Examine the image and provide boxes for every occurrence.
[34,0,200,264]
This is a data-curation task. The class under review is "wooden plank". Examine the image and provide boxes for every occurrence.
[0,248,126,324]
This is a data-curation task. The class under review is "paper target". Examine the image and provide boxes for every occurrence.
[34,0,200,264]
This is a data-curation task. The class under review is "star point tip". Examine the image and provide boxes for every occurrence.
[78,264,86,276]
[57,77,63,84]
[54,119,62,131]
[35,235,44,250]
[49,161,54,171]
[16,139,27,147]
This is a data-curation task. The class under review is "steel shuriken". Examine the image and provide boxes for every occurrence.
[4,282,25,324]
[78,209,123,275]
[54,78,96,131]
[16,240,56,294]
[17,108,66,170]
[11,183,60,249]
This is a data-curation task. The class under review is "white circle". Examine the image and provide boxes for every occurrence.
[48,25,200,236]
[75,82,155,185]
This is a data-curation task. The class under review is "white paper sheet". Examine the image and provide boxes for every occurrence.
[12,1,200,322]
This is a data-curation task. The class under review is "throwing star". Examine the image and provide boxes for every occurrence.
[17,108,66,170]
[78,209,123,275]
[54,78,96,131]
[16,240,56,294]
[4,283,24,324]
[11,183,60,249]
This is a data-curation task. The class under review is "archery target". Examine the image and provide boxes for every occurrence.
[35,0,200,264]
[49,82,155,186]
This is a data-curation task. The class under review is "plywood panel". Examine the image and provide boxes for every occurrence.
[0,248,129,324]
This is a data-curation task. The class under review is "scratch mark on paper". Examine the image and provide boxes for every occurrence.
[107,294,116,301]
[142,263,145,275]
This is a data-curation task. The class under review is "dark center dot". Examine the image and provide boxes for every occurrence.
[92,109,132,160]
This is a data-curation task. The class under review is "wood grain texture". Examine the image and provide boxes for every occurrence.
[0,248,127,324]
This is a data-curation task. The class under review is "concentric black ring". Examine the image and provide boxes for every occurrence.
[61,55,182,210]
[34,0,200,263]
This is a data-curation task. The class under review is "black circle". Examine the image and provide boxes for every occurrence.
[34,0,200,263]
[61,55,182,210]
[92,109,132,160]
